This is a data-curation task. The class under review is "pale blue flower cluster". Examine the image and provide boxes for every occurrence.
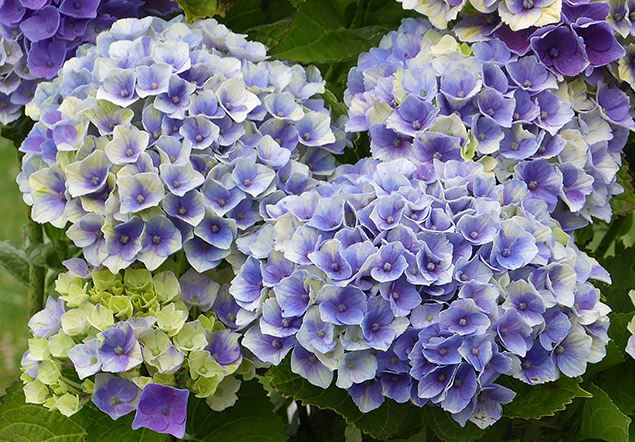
[230,158,611,427]
[17,15,348,274]
[345,18,632,230]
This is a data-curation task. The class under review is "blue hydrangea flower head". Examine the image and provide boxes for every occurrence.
[345,16,633,230]
[19,15,348,274]
[0,0,181,124]
[20,265,249,434]
[230,157,611,428]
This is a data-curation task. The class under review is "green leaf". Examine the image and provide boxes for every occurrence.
[223,0,298,31]
[0,240,29,286]
[392,428,429,442]
[578,384,631,442]
[424,407,485,442]
[25,240,77,271]
[0,381,166,442]
[0,117,35,148]
[322,87,348,119]
[185,379,288,442]
[499,377,591,420]
[608,312,635,352]
[595,360,635,416]
[177,0,232,21]
[585,340,625,376]
[345,424,362,442]
[597,245,635,312]
[222,0,299,48]
[43,224,68,242]
[267,358,422,439]
[269,0,388,63]
[363,0,415,27]
[611,161,635,217]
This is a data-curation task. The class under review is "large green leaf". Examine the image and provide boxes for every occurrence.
[578,384,631,442]
[424,407,485,442]
[223,0,298,31]
[267,358,422,439]
[0,382,165,442]
[222,0,300,48]
[269,0,388,63]
[499,377,591,420]
[595,361,635,417]
[597,244,635,313]
[0,241,29,286]
[185,379,288,442]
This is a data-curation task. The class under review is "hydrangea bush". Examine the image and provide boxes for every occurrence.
[17,15,348,274]
[0,0,181,124]
[231,158,611,427]
[0,0,633,441]
[345,17,632,230]
[22,264,246,438]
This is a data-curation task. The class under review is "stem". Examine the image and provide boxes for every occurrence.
[27,215,45,317]
[595,216,626,260]
[11,129,46,317]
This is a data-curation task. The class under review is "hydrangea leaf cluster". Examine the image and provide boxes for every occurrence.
[345,17,632,230]
[20,263,246,438]
[0,0,181,125]
[230,158,611,428]
[17,16,349,274]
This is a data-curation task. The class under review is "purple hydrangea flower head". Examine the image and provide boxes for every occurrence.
[0,0,181,124]
[229,157,611,426]
[132,383,189,438]
[19,16,347,273]
[345,17,632,228]
[21,264,246,427]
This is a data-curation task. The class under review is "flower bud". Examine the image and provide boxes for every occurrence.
[173,321,208,353]
[23,380,49,404]
[156,303,188,337]
[52,393,81,417]
[153,271,181,303]
[48,332,75,358]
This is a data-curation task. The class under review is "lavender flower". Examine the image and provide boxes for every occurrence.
[132,383,189,438]
[92,373,140,420]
